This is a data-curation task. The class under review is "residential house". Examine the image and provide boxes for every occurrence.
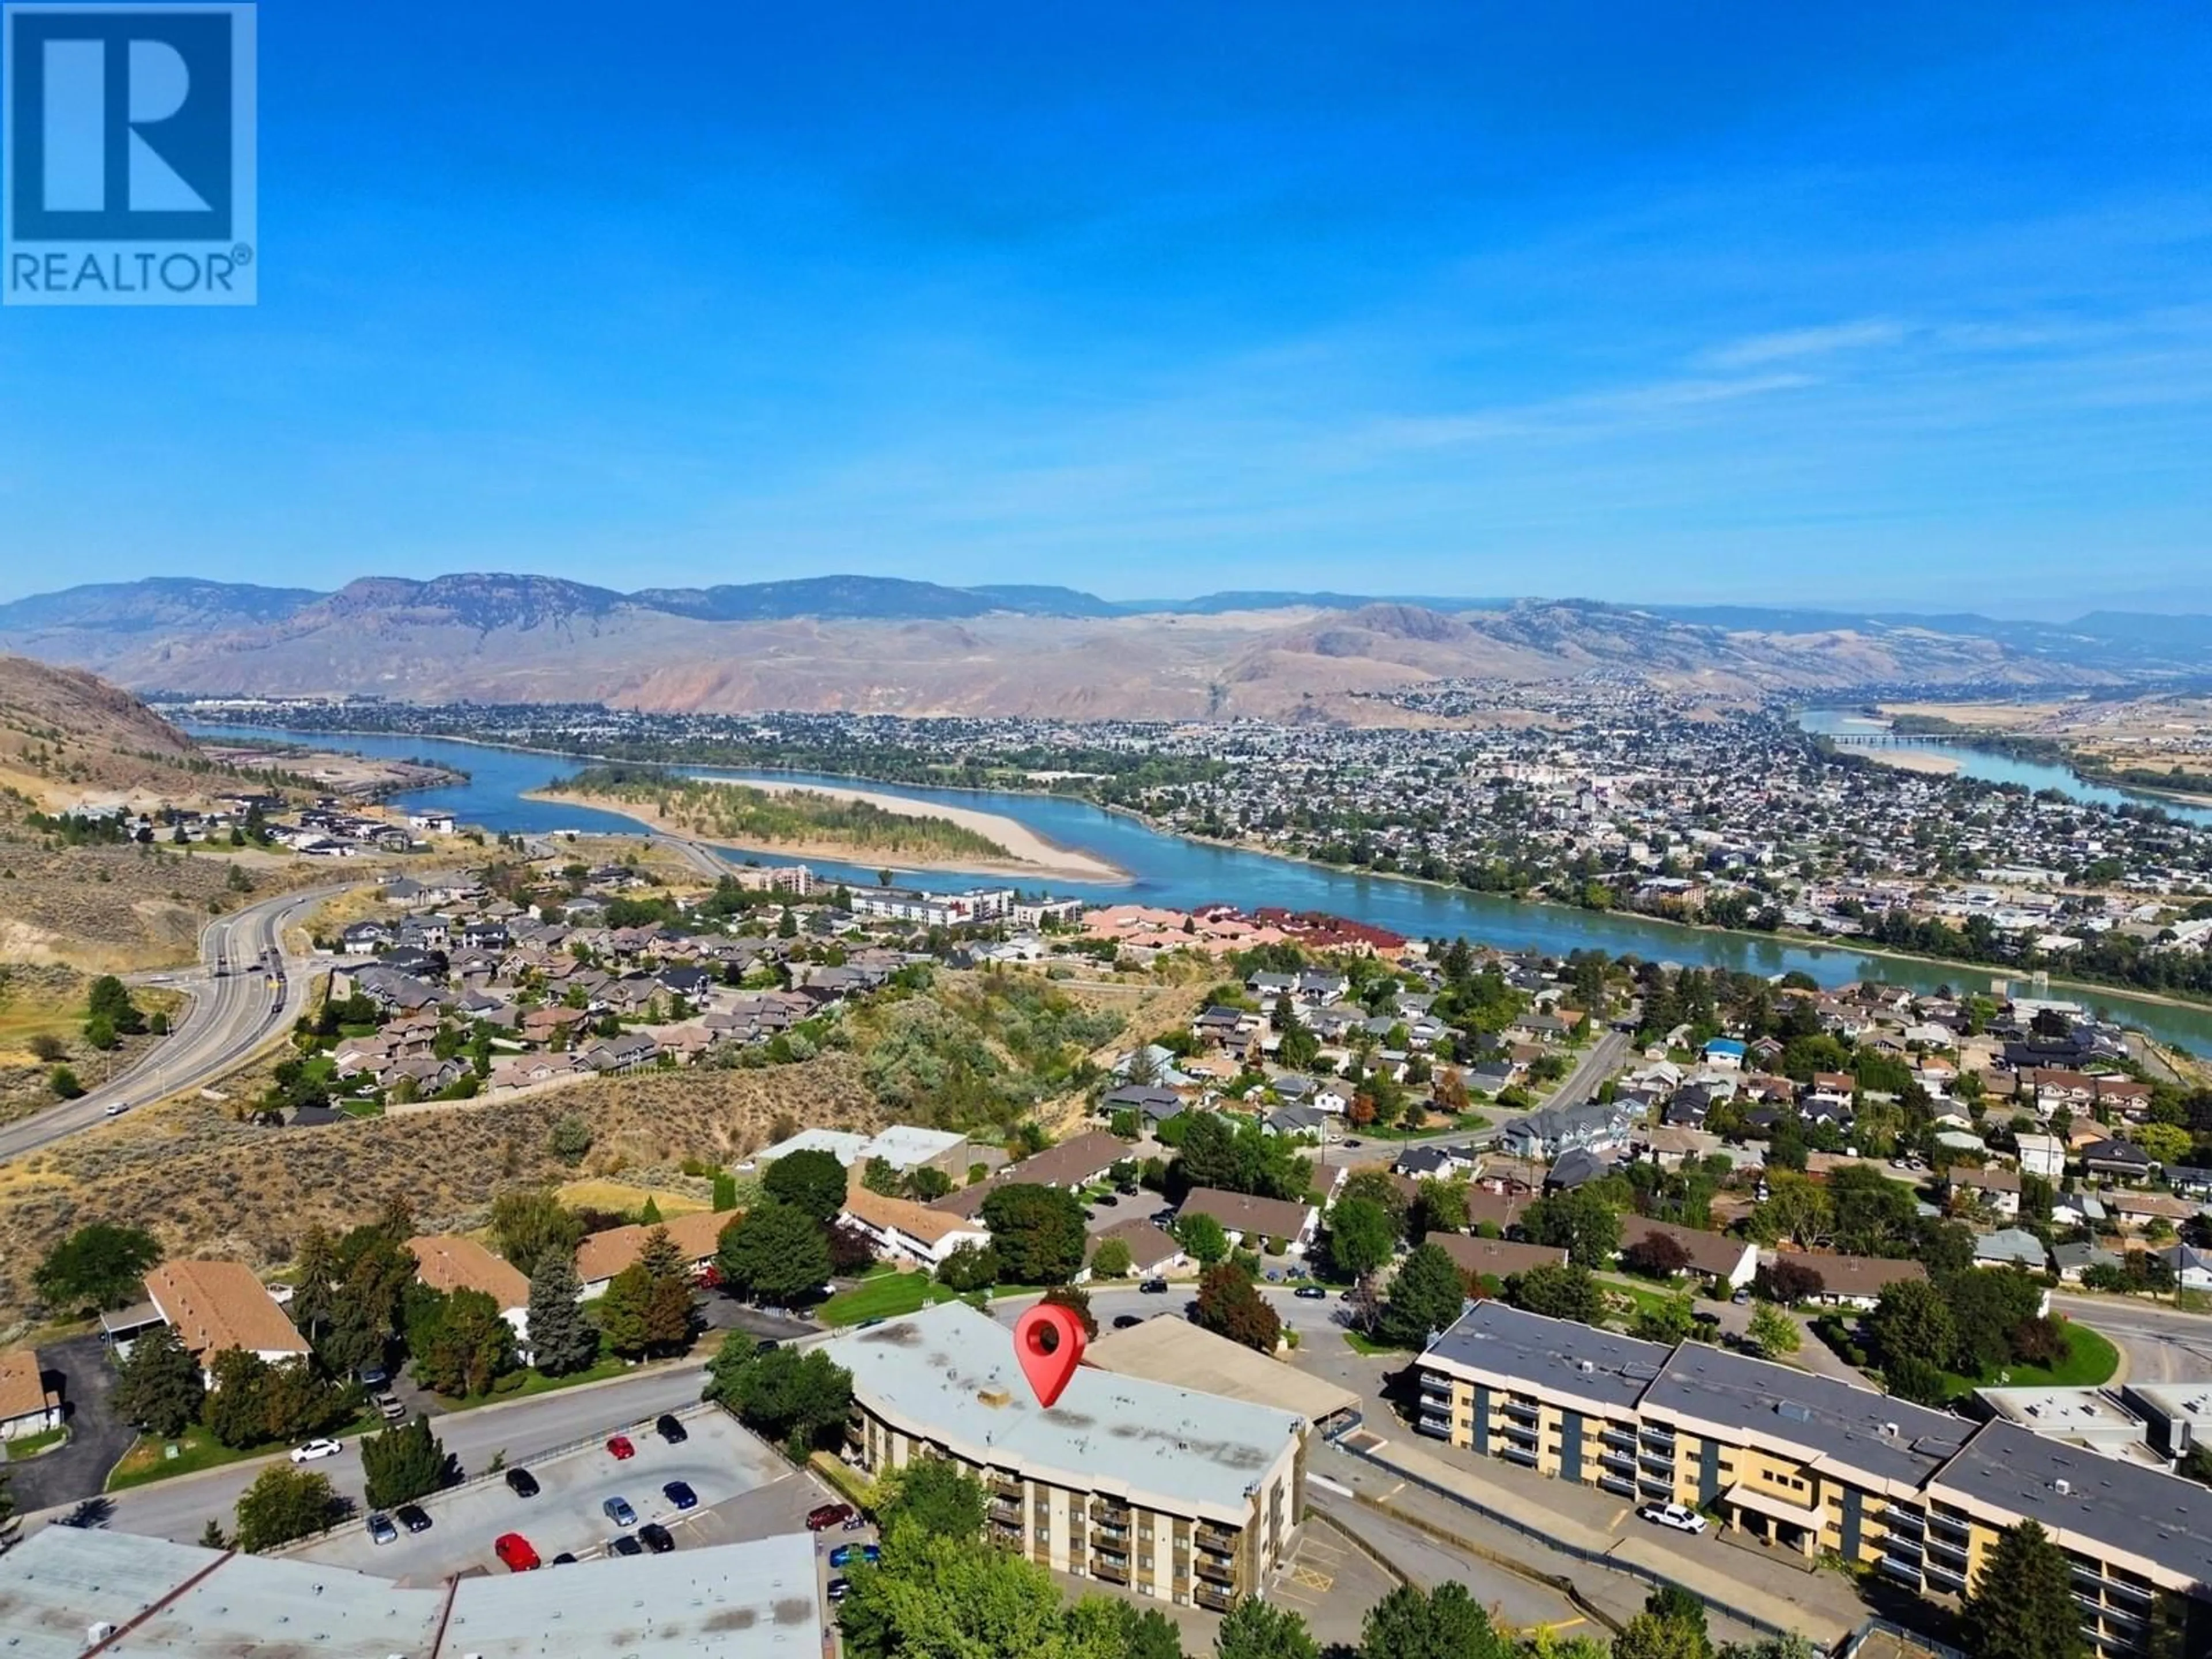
[573,1211,733,1300]
[1088,1218,1190,1278]
[0,1349,59,1441]
[1770,1251,1929,1310]
[1175,1188,1319,1255]
[1945,1165,2023,1219]
[929,1132,1126,1221]
[840,1182,992,1270]
[1619,1219,1757,1290]
[1497,1101,1628,1161]
[1972,1229,2051,1272]
[2081,1139,2156,1183]
[142,1261,311,1385]
[407,1236,533,1358]
[1430,1234,1567,1285]
[2014,1132,2067,1183]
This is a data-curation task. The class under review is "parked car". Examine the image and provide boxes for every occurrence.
[662,1480,698,1512]
[1112,1314,1143,1329]
[607,1434,636,1460]
[376,1395,407,1422]
[607,1533,644,1557]
[1638,1503,1708,1535]
[1139,1278,1168,1294]
[505,1467,540,1498]
[638,1522,676,1554]
[289,1439,343,1464]
[1116,1181,1141,1196]
[829,1543,881,1569]
[827,1577,853,1604]
[1730,1287,1752,1305]
[355,1363,391,1390]
[551,1552,578,1566]
[396,1505,433,1535]
[842,1514,868,1531]
[367,1513,397,1546]
[1341,1138,1363,1149]
[808,1503,857,1531]
[654,1414,688,1444]
[494,1532,541,1571]
[603,1496,638,1528]
[1294,1284,1327,1300]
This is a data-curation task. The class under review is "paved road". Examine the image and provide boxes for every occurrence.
[1315,1028,1631,1171]
[2051,1291,2212,1382]
[0,883,354,1164]
[1549,1029,1632,1111]
[39,1359,714,1545]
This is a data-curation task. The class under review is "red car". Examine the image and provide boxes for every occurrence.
[607,1434,636,1460]
[806,1502,856,1531]
[495,1532,541,1572]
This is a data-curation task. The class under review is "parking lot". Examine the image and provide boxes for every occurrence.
[292,1406,807,1581]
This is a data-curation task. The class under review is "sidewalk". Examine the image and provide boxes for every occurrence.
[1340,1430,1864,1648]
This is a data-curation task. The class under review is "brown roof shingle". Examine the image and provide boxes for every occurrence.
[0,1348,56,1425]
[407,1235,531,1311]
[143,1261,310,1362]
[573,1210,734,1285]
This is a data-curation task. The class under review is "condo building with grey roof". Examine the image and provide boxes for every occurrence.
[819,1301,1305,1612]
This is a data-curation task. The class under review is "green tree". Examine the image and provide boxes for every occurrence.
[361,1414,454,1508]
[935,1242,1001,1291]
[1121,1605,1188,1659]
[1090,1236,1134,1278]
[700,1328,759,1407]
[1612,1612,1710,1659]
[1338,1167,1413,1236]
[47,1065,83,1100]
[1194,1263,1282,1351]
[86,974,145,1035]
[1326,1197,1398,1279]
[726,1347,853,1452]
[980,1184,1088,1285]
[1217,1596,1319,1659]
[1521,1188,1622,1267]
[766,1147,852,1222]
[411,1287,518,1396]
[716,1201,832,1306]
[488,1188,584,1278]
[233,1465,338,1553]
[289,1225,342,1345]
[1380,1243,1468,1348]
[1360,1582,1511,1659]
[840,1520,1122,1659]
[34,1222,163,1313]
[1173,1210,1231,1267]
[881,1455,986,1539]
[1746,1303,1800,1358]
[1041,1285,1099,1339]
[1506,1263,1606,1325]
[1412,1179,1469,1237]
[111,1324,205,1438]
[1868,1278,1956,1370]
[525,1250,600,1376]
[1633,1290,1700,1347]
[1967,1520,2086,1659]
[547,1112,593,1165]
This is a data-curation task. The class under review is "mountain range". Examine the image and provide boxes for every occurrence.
[1,573,2206,719]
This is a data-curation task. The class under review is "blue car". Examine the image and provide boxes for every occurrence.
[828,1543,881,1569]
[662,1480,698,1512]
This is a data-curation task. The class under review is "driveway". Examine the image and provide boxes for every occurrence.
[4,1334,131,1512]
[698,1299,818,1341]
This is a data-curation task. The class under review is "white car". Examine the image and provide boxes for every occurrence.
[1638,1502,1707,1535]
[290,1438,343,1464]
[103,1102,129,1118]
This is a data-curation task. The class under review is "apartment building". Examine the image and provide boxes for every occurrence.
[820,1302,1305,1611]
[1415,1304,2212,1657]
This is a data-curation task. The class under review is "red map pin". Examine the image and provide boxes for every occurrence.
[1013,1302,1086,1408]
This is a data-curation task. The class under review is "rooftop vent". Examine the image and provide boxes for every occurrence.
[2054,1478,2072,1497]
[977,1388,1012,1409]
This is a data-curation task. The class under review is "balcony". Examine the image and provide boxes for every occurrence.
[1091,1554,1131,1585]
[1881,1508,1924,1537]
[1195,1524,1237,1554]
[1599,1427,1638,1452]
[1195,1556,1237,1586]
[1637,1452,1675,1475]
[1599,1448,1635,1471]
[1598,1475,1635,1498]
[1195,1584,1237,1613]
[1094,1522,1130,1545]
[1418,1415,1453,1440]
[991,1478,1024,1502]
[1500,1397,1540,1421]
[1499,1419,1539,1444]
[1639,1423,1676,1444]
[1090,1497,1131,1522]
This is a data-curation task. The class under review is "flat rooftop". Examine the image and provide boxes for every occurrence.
[0,1525,822,1658]
[1421,1302,1669,1414]
[1646,1338,1969,1488]
[822,1301,1303,1522]
[1931,1420,2212,1586]
[1978,1387,2146,1440]
[1085,1313,1358,1426]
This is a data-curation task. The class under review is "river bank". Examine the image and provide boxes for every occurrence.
[520,785,1129,885]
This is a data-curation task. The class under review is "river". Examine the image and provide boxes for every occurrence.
[1797,708,2212,827]
[189,722,2212,1052]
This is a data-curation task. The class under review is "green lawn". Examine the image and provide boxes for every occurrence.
[1939,1324,2119,1399]
[5,1425,66,1457]
[109,1424,275,1490]
[430,1351,634,1409]
[1341,1329,1403,1356]
[818,1274,1045,1326]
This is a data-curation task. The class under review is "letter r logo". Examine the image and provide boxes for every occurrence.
[7,6,235,240]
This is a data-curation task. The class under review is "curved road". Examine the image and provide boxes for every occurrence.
[0,882,357,1164]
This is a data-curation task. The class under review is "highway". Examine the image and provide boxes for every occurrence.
[0,882,356,1164]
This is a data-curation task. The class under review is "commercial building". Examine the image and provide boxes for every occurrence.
[821,1302,1305,1611]
[1415,1304,2212,1656]
[2120,1381,2212,1461]
[1085,1313,1360,1432]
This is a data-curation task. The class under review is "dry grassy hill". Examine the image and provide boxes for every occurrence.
[0,652,205,813]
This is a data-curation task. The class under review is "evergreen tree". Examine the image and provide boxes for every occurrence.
[716,1202,832,1306]
[763,1148,850,1222]
[361,1414,454,1509]
[1380,1243,1469,1348]
[112,1324,205,1438]
[233,1466,338,1554]
[1967,1520,2086,1659]
[526,1251,600,1376]
[289,1225,341,1345]
[1217,1597,1318,1659]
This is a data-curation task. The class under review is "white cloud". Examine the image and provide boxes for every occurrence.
[1703,318,1907,369]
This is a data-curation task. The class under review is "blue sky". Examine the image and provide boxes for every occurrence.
[2,2,2208,612]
